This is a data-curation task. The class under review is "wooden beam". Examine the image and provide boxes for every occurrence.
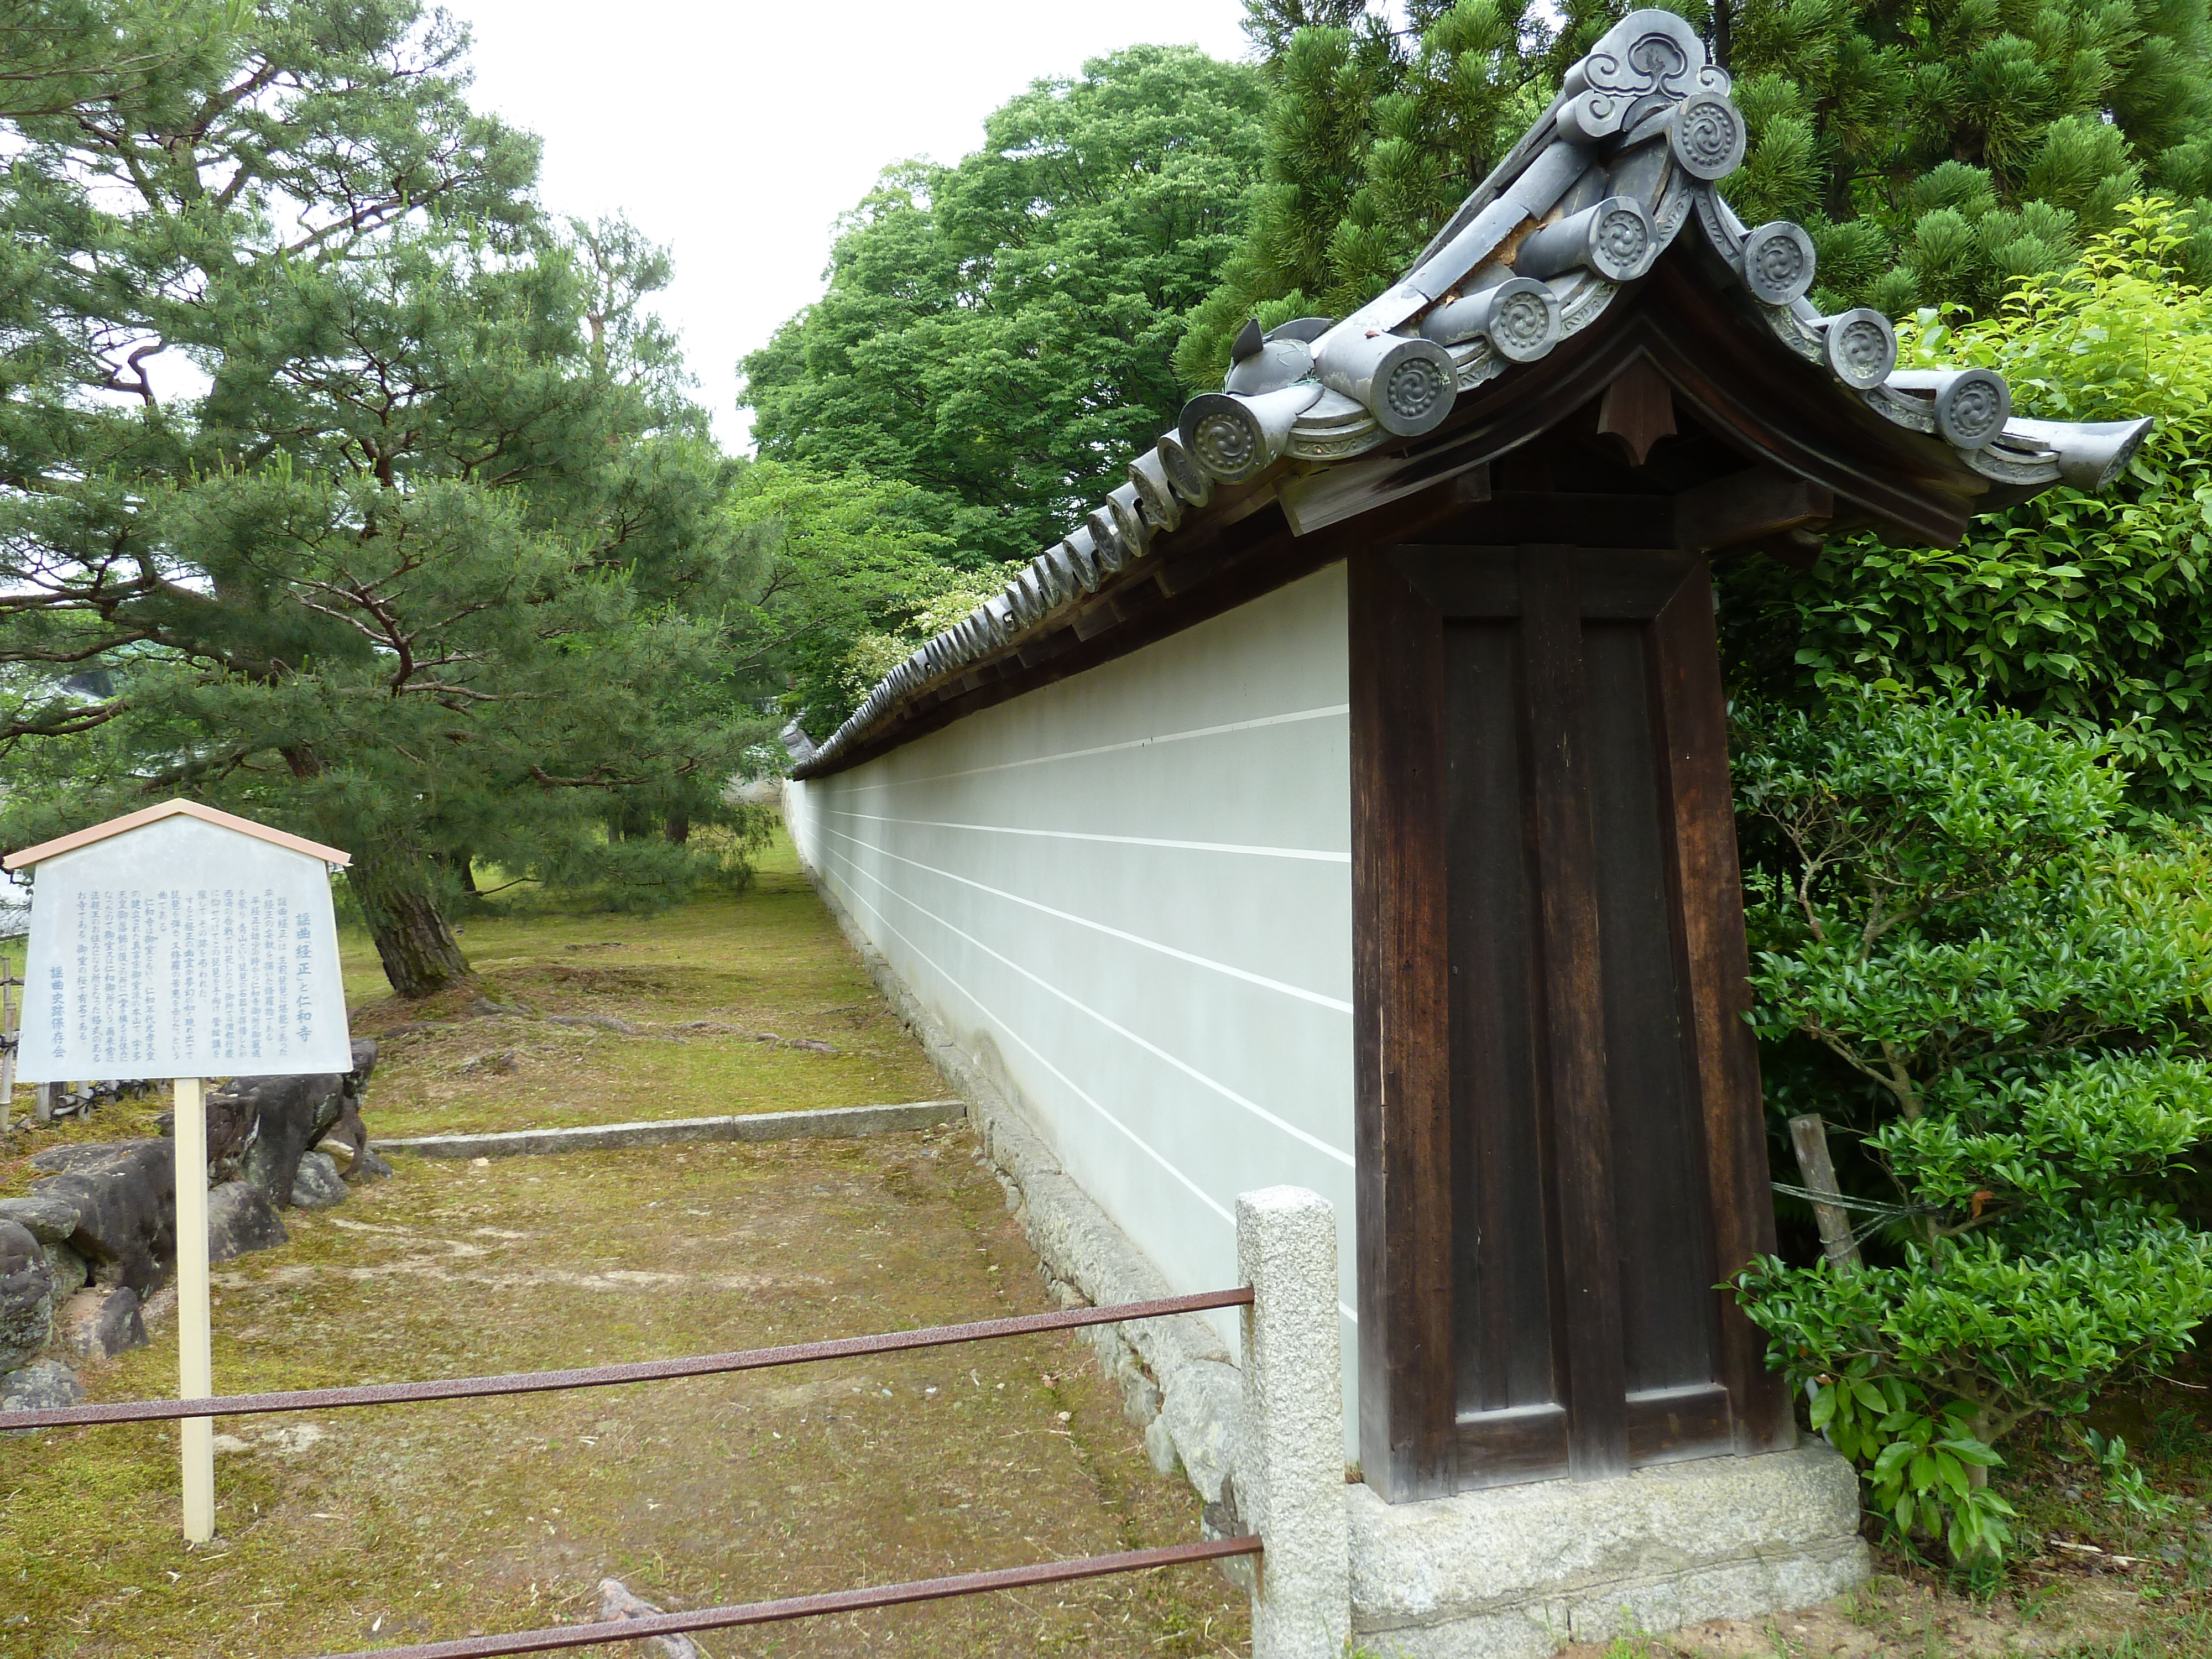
[1674,467,1834,555]
[1350,552,1457,1501]
[1596,358,1676,467]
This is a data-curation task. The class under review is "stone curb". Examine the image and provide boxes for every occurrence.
[378,1100,964,1160]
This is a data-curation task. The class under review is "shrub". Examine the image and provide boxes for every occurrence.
[1730,688,2212,1565]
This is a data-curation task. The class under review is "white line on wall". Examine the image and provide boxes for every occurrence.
[815,830,1356,1171]
[816,816,1355,1015]
[832,704,1352,795]
[816,848,1235,1226]
[828,810,1352,864]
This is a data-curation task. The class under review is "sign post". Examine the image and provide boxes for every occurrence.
[4,801,352,1543]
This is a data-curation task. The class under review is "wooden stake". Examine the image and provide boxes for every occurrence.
[1786,1113,1862,1273]
[173,1075,215,1541]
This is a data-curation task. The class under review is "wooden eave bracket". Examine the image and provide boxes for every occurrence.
[1673,466,1834,562]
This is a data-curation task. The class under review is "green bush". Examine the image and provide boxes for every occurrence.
[1718,199,2212,819]
[1730,688,2212,1566]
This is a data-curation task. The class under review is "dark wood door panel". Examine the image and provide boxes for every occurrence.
[1454,1402,1571,1490]
[1443,619,1564,1422]
[1581,621,1722,1397]
[1627,1382,1735,1466]
[1355,538,1778,1501]
[1388,546,1699,620]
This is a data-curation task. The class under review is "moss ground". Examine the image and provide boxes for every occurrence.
[337,832,949,1140]
[0,834,1245,1657]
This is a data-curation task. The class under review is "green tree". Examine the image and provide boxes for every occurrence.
[1718,200,2212,818]
[719,462,1008,741]
[0,0,759,998]
[1186,0,2212,388]
[1180,0,1591,386]
[740,45,1267,564]
[1725,0,2212,314]
[1731,689,2212,1566]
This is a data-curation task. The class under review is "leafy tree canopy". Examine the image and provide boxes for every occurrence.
[740,45,1267,565]
[1726,0,2212,314]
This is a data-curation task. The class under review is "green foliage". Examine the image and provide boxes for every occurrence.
[1727,0,2212,312]
[1730,689,2212,1565]
[0,0,760,994]
[741,46,1266,565]
[719,462,1011,739]
[1190,0,2212,388]
[1178,0,1588,387]
[1720,200,2212,819]
[1807,1367,2016,1564]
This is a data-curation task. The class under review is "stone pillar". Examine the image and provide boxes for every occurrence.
[1236,1186,1350,1659]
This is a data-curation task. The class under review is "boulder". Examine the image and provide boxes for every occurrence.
[1,1358,83,1428]
[29,1141,175,1295]
[0,1194,84,1246]
[217,1072,346,1208]
[55,1286,146,1360]
[351,1146,394,1183]
[290,1152,348,1211]
[43,1243,87,1304]
[207,1181,289,1263]
[0,1222,54,1370]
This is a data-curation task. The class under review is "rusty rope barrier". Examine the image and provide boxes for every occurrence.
[0,1286,1254,1431]
[309,1536,1264,1659]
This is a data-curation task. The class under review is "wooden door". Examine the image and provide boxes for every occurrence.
[1350,542,1790,1503]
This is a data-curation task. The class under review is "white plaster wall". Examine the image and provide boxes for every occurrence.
[786,565,1357,1426]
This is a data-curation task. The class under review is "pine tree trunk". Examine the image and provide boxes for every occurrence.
[664,815,691,844]
[349,845,473,999]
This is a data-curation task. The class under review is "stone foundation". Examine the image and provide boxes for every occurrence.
[1347,1443,1869,1658]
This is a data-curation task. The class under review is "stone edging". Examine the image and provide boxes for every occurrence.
[378,1100,964,1160]
[786,822,1248,1512]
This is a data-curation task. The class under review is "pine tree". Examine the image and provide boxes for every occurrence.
[1182,0,2212,384]
[1179,1,1610,386]
[1725,0,2212,315]
[0,0,761,998]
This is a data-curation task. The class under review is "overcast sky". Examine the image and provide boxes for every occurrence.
[440,1,1256,450]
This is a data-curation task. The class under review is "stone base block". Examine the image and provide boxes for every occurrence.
[1349,1443,1869,1658]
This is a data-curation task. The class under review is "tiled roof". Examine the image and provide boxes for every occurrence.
[790,9,2152,778]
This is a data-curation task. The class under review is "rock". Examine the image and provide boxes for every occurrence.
[461,1049,517,1076]
[43,1244,87,1305]
[311,1046,378,1175]
[290,1151,348,1210]
[318,1139,394,1185]
[0,1194,84,1246]
[0,1358,82,1425]
[595,1579,701,1659]
[215,1072,347,1208]
[0,1222,54,1370]
[55,1286,146,1360]
[207,1181,289,1263]
[29,1140,175,1295]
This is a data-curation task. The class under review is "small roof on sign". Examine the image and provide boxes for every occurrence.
[2,799,352,872]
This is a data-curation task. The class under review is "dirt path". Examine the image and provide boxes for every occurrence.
[0,1126,1246,1657]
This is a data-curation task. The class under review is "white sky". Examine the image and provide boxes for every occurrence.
[441,1,1256,451]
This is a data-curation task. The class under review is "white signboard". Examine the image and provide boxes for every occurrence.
[14,814,352,1081]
